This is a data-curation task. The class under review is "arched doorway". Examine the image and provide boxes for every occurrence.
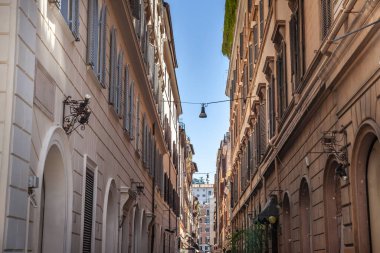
[103,180,118,253]
[351,121,380,252]
[40,145,66,253]
[367,140,380,252]
[299,178,311,253]
[324,158,342,253]
[282,193,291,253]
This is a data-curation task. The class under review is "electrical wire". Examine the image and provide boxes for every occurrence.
[164,95,256,106]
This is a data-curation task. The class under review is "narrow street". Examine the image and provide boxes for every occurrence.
[0,0,379,253]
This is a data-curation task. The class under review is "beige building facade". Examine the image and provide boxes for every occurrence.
[214,133,232,253]
[0,0,184,252]
[225,0,380,252]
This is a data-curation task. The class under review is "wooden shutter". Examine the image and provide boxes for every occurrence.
[87,0,98,67]
[129,82,135,139]
[249,45,253,80]
[259,0,264,40]
[99,6,107,87]
[321,0,332,39]
[269,76,276,137]
[83,169,94,253]
[248,0,252,12]
[243,65,248,101]
[136,97,140,150]
[259,101,267,155]
[124,66,130,132]
[289,14,297,80]
[109,28,117,105]
[253,25,258,62]
[116,53,124,116]
[71,0,80,41]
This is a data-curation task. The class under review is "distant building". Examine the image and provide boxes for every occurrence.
[214,133,231,253]
[192,183,215,252]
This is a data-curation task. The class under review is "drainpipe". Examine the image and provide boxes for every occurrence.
[150,127,156,253]
[321,0,357,54]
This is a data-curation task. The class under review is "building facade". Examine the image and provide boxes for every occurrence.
[0,0,184,252]
[224,0,380,252]
[214,133,232,253]
[192,183,215,252]
[178,135,199,252]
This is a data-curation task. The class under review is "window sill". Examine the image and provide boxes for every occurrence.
[49,2,78,42]
[87,66,105,89]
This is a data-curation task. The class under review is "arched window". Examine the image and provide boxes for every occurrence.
[282,193,291,253]
[299,178,312,252]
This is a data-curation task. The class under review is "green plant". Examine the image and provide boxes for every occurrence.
[222,0,238,58]
[227,224,267,253]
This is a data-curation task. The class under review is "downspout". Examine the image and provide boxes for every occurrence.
[320,0,357,54]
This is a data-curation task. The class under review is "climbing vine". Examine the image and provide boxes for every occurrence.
[222,0,238,58]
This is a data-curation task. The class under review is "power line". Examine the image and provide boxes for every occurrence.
[163,95,256,106]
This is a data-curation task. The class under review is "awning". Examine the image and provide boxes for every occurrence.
[255,195,279,224]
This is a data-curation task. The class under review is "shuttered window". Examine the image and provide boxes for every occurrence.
[135,96,140,151]
[243,65,248,102]
[98,6,107,87]
[129,82,135,139]
[289,7,303,88]
[115,53,124,116]
[269,75,276,137]
[129,0,140,19]
[109,28,117,105]
[248,0,252,12]
[249,45,253,80]
[253,25,258,63]
[87,2,107,87]
[87,0,99,67]
[321,0,332,39]
[124,66,130,132]
[83,169,95,253]
[59,0,80,41]
[259,0,264,40]
[259,100,267,155]
[276,41,288,118]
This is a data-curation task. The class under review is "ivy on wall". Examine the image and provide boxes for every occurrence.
[222,0,238,58]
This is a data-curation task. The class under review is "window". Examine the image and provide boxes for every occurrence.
[129,81,135,139]
[109,28,118,105]
[87,2,107,87]
[272,24,288,119]
[208,191,212,195]
[249,45,253,80]
[55,0,80,40]
[205,227,210,232]
[253,25,258,62]
[124,66,130,132]
[321,0,332,39]
[289,0,304,88]
[135,96,141,151]
[259,0,264,39]
[114,52,123,116]
[83,169,95,253]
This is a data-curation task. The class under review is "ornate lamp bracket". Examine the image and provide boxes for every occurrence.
[62,94,91,135]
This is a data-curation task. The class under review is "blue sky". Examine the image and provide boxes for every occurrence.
[167,0,230,183]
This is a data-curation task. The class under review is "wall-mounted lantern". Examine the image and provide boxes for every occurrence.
[62,94,91,135]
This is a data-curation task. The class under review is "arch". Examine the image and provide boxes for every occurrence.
[350,119,380,252]
[323,156,342,252]
[140,211,149,253]
[299,177,312,253]
[36,126,73,253]
[282,192,291,253]
[132,205,142,253]
[102,179,118,253]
